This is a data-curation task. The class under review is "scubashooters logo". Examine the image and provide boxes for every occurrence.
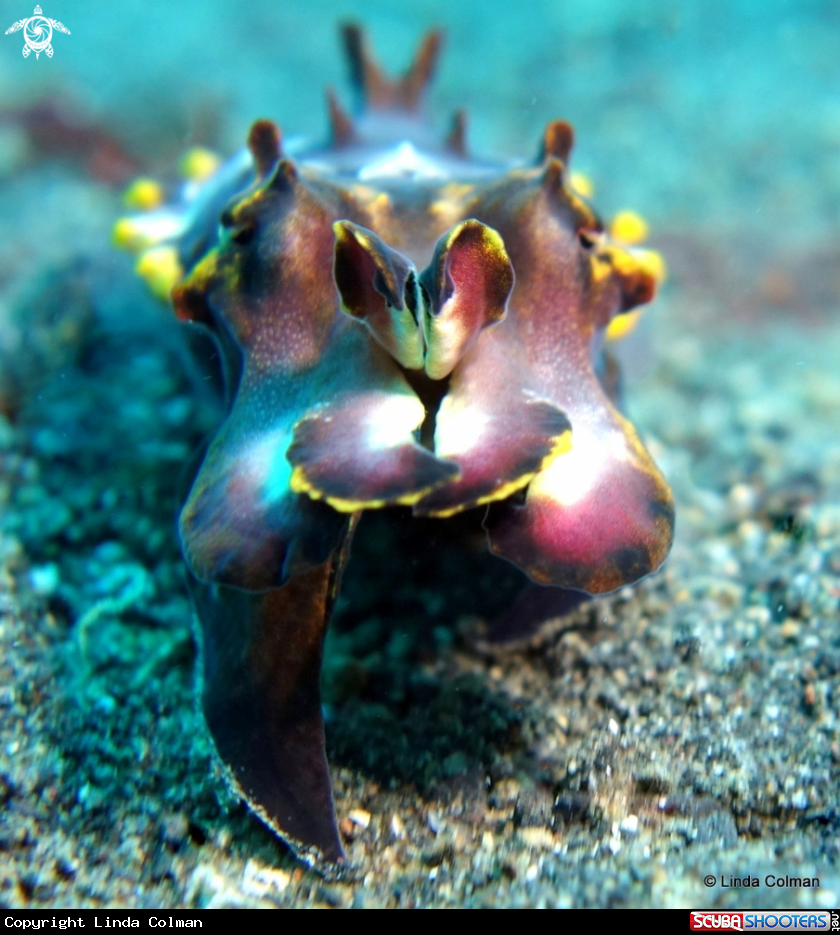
[690,912,838,932]
[5,5,70,58]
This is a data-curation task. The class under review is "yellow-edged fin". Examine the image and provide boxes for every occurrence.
[423,427,572,518]
[136,246,183,302]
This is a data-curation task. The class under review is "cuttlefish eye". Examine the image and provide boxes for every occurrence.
[230,225,256,246]
[220,206,257,245]
[578,228,601,250]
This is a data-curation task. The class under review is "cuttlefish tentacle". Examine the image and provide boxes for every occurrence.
[487,397,674,593]
[189,525,355,866]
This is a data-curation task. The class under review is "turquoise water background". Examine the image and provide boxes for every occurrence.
[3,0,838,248]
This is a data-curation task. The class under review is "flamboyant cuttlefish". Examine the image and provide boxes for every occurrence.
[115,25,674,865]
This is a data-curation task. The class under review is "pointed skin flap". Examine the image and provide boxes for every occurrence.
[445,109,468,157]
[333,220,424,370]
[420,220,514,380]
[342,22,442,113]
[247,119,283,179]
[325,87,356,147]
[541,120,574,164]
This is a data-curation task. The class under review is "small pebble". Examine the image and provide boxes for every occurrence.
[390,813,406,840]
[780,619,800,640]
[619,815,639,835]
[30,563,60,595]
[348,808,371,829]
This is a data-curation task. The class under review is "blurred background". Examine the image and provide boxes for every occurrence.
[2,0,839,344]
[3,0,839,240]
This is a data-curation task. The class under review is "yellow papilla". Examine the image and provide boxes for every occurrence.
[607,243,667,286]
[632,247,668,284]
[123,178,165,211]
[135,247,183,302]
[113,217,151,253]
[610,210,649,245]
[570,172,594,198]
[179,147,221,183]
[605,309,642,341]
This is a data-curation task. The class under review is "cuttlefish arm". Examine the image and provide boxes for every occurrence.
[189,534,353,866]
[422,135,672,591]
[480,161,673,593]
[487,392,674,593]
[176,375,349,591]
[177,323,457,590]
